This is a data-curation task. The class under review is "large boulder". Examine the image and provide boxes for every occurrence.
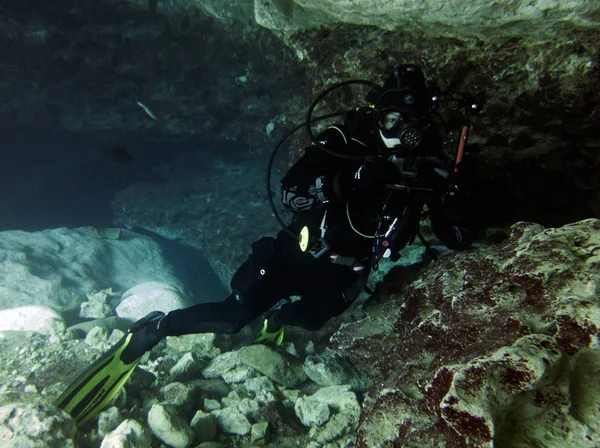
[116,282,193,321]
[237,344,308,388]
[331,218,600,447]
[0,305,64,334]
[0,227,184,311]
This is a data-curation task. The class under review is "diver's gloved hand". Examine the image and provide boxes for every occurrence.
[448,156,477,193]
[440,163,474,220]
[440,189,466,221]
[121,311,168,364]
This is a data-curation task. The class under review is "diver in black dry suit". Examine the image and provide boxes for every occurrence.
[138,64,479,347]
[56,64,483,426]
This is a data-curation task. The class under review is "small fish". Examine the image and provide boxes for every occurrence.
[137,100,158,120]
[103,147,132,163]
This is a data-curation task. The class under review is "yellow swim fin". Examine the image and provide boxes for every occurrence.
[55,311,165,426]
[251,318,285,346]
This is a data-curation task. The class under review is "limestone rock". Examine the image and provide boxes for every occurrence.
[0,228,184,311]
[79,300,113,319]
[243,375,277,397]
[237,344,308,387]
[186,378,231,399]
[107,329,126,345]
[203,398,221,412]
[166,333,222,358]
[309,413,355,444]
[202,351,256,384]
[98,406,124,438]
[100,419,152,448]
[254,0,330,33]
[116,282,192,321]
[428,334,564,447]
[0,305,64,334]
[147,404,195,448]
[243,375,279,404]
[79,288,118,319]
[238,398,260,416]
[256,0,600,40]
[169,352,205,381]
[211,407,251,435]
[0,402,76,447]
[160,382,194,410]
[332,219,600,447]
[303,350,371,392]
[251,421,270,445]
[66,316,119,336]
[202,1,254,23]
[190,410,217,444]
[221,390,242,408]
[125,367,157,399]
[295,396,330,427]
[307,385,361,421]
[281,389,300,403]
[84,325,109,348]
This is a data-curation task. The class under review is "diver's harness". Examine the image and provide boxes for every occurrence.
[266,78,483,271]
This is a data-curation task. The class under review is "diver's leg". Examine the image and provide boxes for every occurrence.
[158,236,293,338]
[162,292,249,336]
[275,290,352,331]
[274,263,367,331]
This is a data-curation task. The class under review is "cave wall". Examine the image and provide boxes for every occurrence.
[0,0,308,148]
[255,0,600,226]
[1,0,599,228]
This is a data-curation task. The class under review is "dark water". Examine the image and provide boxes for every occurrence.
[0,123,229,302]
[0,124,173,230]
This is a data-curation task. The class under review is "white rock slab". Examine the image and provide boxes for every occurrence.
[116,282,193,321]
[0,227,185,311]
[0,305,64,334]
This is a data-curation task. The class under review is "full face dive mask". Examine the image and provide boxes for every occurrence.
[375,64,436,152]
[376,108,425,150]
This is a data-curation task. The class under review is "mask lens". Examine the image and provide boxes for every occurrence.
[379,111,402,131]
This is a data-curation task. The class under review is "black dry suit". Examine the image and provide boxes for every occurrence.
[160,107,477,337]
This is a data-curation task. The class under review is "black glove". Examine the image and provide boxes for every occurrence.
[441,158,477,219]
[440,189,467,220]
[120,311,168,364]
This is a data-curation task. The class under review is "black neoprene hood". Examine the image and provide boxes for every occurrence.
[376,64,432,116]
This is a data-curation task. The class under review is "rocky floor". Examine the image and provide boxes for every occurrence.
[0,219,598,447]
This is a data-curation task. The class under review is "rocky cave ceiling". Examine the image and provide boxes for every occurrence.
[1,0,599,227]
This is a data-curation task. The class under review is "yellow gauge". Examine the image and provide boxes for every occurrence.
[299,226,310,252]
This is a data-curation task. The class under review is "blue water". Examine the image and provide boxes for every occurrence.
[0,123,229,303]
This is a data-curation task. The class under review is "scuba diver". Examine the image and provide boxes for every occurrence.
[56,64,482,425]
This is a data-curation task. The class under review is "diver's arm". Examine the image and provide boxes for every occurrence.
[161,294,249,336]
[281,127,349,212]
